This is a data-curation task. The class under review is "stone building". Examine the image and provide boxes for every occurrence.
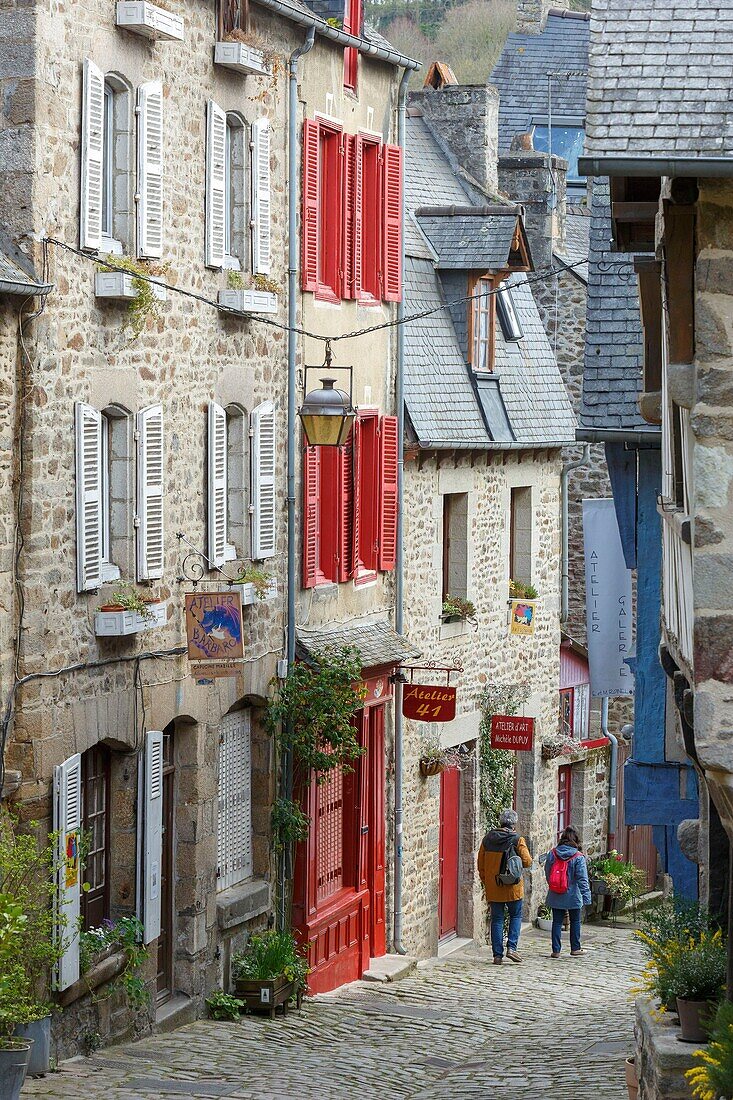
[0,0,416,1054]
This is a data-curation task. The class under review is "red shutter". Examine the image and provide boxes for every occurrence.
[302,445,320,587]
[379,415,398,571]
[353,136,363,300]
[382,144,403,302]
[302,119,320,293]
[342,135,356,300]
[351,417,362,573]
[337,434,354,582]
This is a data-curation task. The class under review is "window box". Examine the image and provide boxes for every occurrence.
[214,41,269,76]
[232,579,277,607]
[218,288,278,315]
[116,1,184,41]
[95,600,167,637]
[95,271,167,302]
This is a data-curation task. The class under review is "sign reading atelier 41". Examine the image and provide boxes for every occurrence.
[402,684,457,723]
[490,714,535,752]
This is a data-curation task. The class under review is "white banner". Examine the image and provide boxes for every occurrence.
[583,498,635,698]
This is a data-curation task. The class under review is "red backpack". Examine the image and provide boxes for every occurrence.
[548,849,578,893]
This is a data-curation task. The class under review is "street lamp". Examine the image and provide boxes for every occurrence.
[298,347,355,446]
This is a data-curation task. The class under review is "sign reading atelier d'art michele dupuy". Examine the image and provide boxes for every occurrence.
[490,714,535,752]
[582,498,635,698]
[185,591,244,679]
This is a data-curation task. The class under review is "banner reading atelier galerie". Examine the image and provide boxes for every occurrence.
[583,498,635,698]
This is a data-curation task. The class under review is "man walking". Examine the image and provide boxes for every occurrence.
[477,809,532,964]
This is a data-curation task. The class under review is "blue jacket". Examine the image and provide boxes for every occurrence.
[544,844,592,910]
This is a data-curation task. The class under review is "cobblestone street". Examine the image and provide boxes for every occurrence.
[24,924,641,1100]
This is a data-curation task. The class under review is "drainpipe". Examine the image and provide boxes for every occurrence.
[393,65,411,957]
[280,25,315,932]
[601,697,618,851]
[560,444,590,625]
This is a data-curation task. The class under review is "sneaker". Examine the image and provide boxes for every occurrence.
[493,956,503,965]
[506,949,522,963]
[570,949,586,957]
[550,952,561,959]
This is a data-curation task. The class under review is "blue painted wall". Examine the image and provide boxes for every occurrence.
[605,444,699,899]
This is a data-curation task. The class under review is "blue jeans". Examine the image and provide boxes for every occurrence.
[490,899,523,958]
[551,907,582,954]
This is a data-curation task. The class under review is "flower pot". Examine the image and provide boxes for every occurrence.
[676,997,716,1043]
[233,975,296,1018]
[419,758,444,777]
[15,1016,50,1075]
[625,1056,638,1100]
[0,1040,33,1100]
[536,917,553,931]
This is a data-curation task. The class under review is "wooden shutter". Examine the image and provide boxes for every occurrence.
[205,100,227,269]
[54,754,82,991]
[136,404,164,580]
[302,445,319,588]
[351,417,361,572]
[137,81,164,259]
[80,59,105,251]
[208,401,228,568]
[342,134,356,299]
[337,434,354,582]
[382,143,403,302]
[142,730,163,944]
[379,415,398,571]
[353,136,364,299]
[250,400,276,560]
[251,118,271,275]
[301,119,319,293]
[217,710,253,891]
[74,402,103,592]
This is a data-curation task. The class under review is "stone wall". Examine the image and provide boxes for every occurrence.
[515,0,569,34]
[635,997,696,1100]
[409,85,500,196]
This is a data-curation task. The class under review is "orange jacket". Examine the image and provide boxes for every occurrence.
[477,831,532,903]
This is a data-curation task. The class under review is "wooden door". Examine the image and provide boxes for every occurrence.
[156,731,175,1002]
[439,766,460,939]
[367,704,386,958]
[557,764,572,840]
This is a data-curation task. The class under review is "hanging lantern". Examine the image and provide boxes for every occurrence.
[299,377,355,446]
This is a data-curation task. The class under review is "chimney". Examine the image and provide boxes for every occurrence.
[410,83,500,196]
[515,0,569,35]
[498,133,567,270]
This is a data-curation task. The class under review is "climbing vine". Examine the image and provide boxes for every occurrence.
[477,683,531,832]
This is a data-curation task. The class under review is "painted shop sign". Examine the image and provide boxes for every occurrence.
[402,684,457,722]
[582,498,635,698]
[510,599,535,635]
[185,591,244,678]
[490,714,535,752]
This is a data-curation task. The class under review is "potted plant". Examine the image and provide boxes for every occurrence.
[536,904,553,931]
[95,255,168,339]
[78,917,150,1009]
[540,733,583,760]
[214,29,276,76]
[96,583,165,636]
[686,998,733,1099]
[232,565,277,605]
[441,595,477,624]
[625,1055,638,1100]
[509,580,538,600]
[667,930,726,1042]
[588,852,646,914]
[633,899,715,1013]
[0,898,33,1098]
[231,931,308,1018]
[418,732,467,778]
[205,991,244,1020]
[219,271,280,316]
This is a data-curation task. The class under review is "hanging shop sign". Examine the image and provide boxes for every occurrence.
[490,714,535,752]
[583,498,635,698]
[510,599,535,636]
[402,684,457,722]
[185,591,244,678]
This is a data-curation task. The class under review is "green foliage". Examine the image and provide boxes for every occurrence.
[537,904,552,920]
[477,683,530,832]
[266,646,366,779]
[231,931,309,992]
[206,991,245,1020]
[234,566,274,600]
[79,916,150,1009]
[418,731,466,771]
[99,255,168,340]
[442,595,476,620]
[687,998,733,1100]
[102,582,157,621]
[634,899,717,1008]
[226,270,280,296]
[509,580,538,600]
[271,798,310,853]
[587,851,646,906]
[667,931,727,1004]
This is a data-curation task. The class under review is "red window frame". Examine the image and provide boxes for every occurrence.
[342,0,361,92]
[354,411,379,582]
[317,122,343,302]
[359,139,382,303]
[559,688,574,740]
[557,764,572,840]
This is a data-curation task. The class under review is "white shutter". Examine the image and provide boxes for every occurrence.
[251,118,271,275]
[205,100,227,269]
[217,711,252,891]
[250,400,276,560]
[80,59,105,251]
[74,402,103,592]
[208,401,228,568]
[54,754,82,991]
[142,730,164,944]
[574,683,590,740]
[136,404,165,580]
[137,81,164,259]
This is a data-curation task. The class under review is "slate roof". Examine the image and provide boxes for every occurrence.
[404,116,473,210]
[489,12,590,152]
[0,235,51,296]
[296,619,421,667]
[579,178,651,434]
[415,209,521,271]
[585,0,733,159]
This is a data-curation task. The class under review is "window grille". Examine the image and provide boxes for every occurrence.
[217,710,253,891]
[316,768,344,902]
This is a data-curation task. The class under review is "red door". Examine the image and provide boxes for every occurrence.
[439,766,460,939]
[557,764,572,839]
[367,704,386,958]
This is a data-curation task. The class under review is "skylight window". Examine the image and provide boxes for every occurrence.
[496,285,523,341]
[532,123,586,184]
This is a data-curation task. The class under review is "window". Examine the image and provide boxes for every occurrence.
[559,688,573,740]
[496,284,522,341]
[217,709,252,891]
[225,116,248,269]
[208,401,274,568]
[557,765,572,839]
[343,0,362,92]
[355,412,379,576]
[217,0,244,38]
[317,123,343,300]
[359,140,381,301]
[509,486,532,586]
[81,745,111,931]
[75,403,132,591]
[573,683,590,740]
[206,105,259,272]
[101,84,114,240]
[442,493,469,603]
[532,123,586,186]
[469,275,495,371]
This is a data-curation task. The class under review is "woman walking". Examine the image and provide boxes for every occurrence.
[544,826,591,958]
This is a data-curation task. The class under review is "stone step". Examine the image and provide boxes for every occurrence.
[361,954,418,983]
[155,993,197,1034]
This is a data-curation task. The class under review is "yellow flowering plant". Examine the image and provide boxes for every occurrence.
[687,998,733,1100]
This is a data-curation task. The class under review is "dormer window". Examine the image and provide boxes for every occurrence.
[469,274,495,372]
[496,284,523,341]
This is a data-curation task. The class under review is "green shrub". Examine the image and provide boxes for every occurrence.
[206,991,244,1020]
[687,998,733,1100]
[231,931,308,992]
